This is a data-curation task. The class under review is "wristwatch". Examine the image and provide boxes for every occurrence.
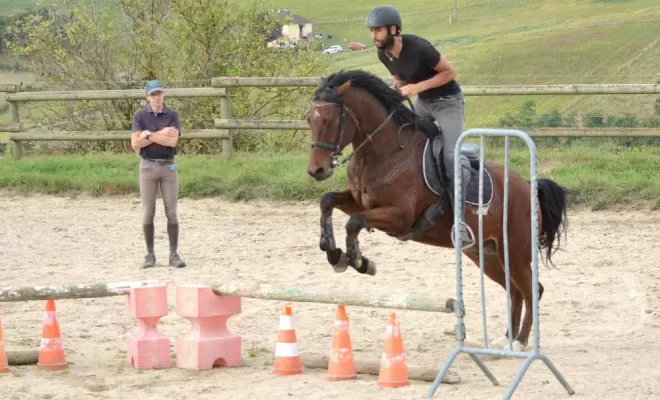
[146,130,152,139]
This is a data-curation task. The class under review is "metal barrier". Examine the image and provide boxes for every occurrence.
[425,128,575,399]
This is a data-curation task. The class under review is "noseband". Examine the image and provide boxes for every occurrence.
[309,100,395,168]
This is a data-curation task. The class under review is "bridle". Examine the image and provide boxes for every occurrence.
[308,100,395,168]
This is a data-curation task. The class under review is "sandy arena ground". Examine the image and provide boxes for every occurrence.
[1,190,659,399]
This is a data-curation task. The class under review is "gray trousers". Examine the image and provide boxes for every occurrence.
[414,92,471,204]
[139,158,179,225]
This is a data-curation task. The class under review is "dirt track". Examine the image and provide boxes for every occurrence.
[1,191,659,399]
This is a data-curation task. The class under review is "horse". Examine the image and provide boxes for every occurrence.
[304,69,568,351]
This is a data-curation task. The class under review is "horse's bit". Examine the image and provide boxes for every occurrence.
[308,100,396,168]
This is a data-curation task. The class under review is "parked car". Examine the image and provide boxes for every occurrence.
[348,42,366,50]
[323,45,343,54]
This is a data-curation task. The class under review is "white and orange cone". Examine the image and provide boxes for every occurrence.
[273,305,302,375]
[37,299,67,371]
[327,304,356,381]
[0,317,8,373]
[377,313,408,388]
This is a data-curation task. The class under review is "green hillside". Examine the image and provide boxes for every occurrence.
[263,0,660,126]
[1,0,659,128]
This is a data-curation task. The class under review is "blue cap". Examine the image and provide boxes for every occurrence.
[144,80,164,94]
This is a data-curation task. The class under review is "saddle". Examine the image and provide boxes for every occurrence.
[396,121,494,242]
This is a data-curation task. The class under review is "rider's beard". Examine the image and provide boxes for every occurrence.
[374,32,395,50]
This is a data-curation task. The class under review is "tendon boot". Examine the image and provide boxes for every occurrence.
[448,158,476,250]
[142,223,156,268]
[167,223,186,268]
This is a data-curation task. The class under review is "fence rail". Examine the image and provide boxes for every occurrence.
[1,86,231,159]
[2,78,660,161]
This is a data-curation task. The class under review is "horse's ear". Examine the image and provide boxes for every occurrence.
[337,79,351,95]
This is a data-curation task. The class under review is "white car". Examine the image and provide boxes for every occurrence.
[323,45,343,54]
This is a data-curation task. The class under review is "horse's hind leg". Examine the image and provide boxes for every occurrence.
[510,265,544,350]
[319,190,361,272]
[464,243,524,349]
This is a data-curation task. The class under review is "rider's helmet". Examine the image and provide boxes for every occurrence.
[365,5,402,35]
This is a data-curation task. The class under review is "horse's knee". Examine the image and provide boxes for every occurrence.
[320,192,336,213]
[346,214,365,233]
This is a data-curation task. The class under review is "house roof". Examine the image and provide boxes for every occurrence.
[277,9,312,24]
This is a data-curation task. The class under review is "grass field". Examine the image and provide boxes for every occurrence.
[2,140,660,210]
[0,0,659,208]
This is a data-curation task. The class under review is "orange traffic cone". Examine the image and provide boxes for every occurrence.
[328,304,356,381]
[0,317,8,373]
[273,305,302,375]
[377,313,408,388]
[37,299,67,371]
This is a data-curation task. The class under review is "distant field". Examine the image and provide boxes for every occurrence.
[1,0,659,128]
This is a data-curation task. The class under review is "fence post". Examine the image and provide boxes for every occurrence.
[9,101,22,160]
[219,91,233,160]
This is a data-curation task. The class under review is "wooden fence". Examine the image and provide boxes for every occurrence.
[0,86,232,160]
[2,77,660,160]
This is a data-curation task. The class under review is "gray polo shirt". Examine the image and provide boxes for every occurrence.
[131,103,182,160]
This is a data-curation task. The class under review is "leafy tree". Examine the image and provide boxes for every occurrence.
[6,0,326,154]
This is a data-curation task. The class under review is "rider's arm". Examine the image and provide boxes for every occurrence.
[415,44,458,93]
[392,75,406,90]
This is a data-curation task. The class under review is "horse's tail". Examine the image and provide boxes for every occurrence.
[534,178,568,268]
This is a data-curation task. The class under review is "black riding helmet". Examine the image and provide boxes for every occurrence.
[365,5,402,34]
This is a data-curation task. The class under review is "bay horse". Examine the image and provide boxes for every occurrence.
[305,69,568,351]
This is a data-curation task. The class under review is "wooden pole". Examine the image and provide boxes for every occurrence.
[0,280,160,302]
[211,77,660,94]
[264,354,462,383]
[5,87,226,102]
[7,350,39,366]
[212,282,454,313]
[219,93,233,159]
[8,129,230,142]
[212,121,660,137]
[9,101,21,160]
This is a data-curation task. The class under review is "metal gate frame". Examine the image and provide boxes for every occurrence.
[425,128,575,399]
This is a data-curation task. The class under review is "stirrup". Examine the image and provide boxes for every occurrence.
[451,221,475,250]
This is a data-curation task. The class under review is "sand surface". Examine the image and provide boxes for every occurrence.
[1,191,659,399]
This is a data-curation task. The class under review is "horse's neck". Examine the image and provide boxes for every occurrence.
[347,91,402,153]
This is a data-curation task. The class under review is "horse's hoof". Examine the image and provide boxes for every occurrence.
[332,252,348,273]
[489,336,510,349]
[364,257,377,276]
[326,248,343,265]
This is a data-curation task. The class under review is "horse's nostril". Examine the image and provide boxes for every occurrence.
[314,167,325,176]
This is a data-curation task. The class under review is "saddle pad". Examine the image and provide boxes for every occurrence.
[422,139,493,207]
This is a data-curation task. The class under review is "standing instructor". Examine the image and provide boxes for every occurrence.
[130,80,186,268]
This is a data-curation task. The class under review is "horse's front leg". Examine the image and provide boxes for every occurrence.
[319,190,361,272]
[344,205,411,276]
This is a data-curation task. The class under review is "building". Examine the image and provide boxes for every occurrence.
[277,9,312,42]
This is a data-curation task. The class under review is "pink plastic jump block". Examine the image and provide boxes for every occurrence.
[175,284,241,370]
[126,284,171,370]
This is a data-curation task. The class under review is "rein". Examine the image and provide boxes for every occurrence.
[309,97,415,169]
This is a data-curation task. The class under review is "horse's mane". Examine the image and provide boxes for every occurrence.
[313,69,438,138]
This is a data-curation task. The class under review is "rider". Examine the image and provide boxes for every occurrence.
[366,5,475,249]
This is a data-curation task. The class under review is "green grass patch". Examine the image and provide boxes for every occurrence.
[2,142,660,210]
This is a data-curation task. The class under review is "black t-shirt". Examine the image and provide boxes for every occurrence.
[378,34,461,101]
[131,103,182,159]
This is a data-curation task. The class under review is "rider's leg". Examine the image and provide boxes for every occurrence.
[418,92,474,249]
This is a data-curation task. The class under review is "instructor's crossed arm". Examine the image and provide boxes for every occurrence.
[131,127,179,150]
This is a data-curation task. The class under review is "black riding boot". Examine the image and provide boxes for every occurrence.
[167,223,186,268]
[448,158,476,250]
[142,223,156,268]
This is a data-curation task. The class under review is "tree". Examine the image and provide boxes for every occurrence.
[7,0,326,153]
